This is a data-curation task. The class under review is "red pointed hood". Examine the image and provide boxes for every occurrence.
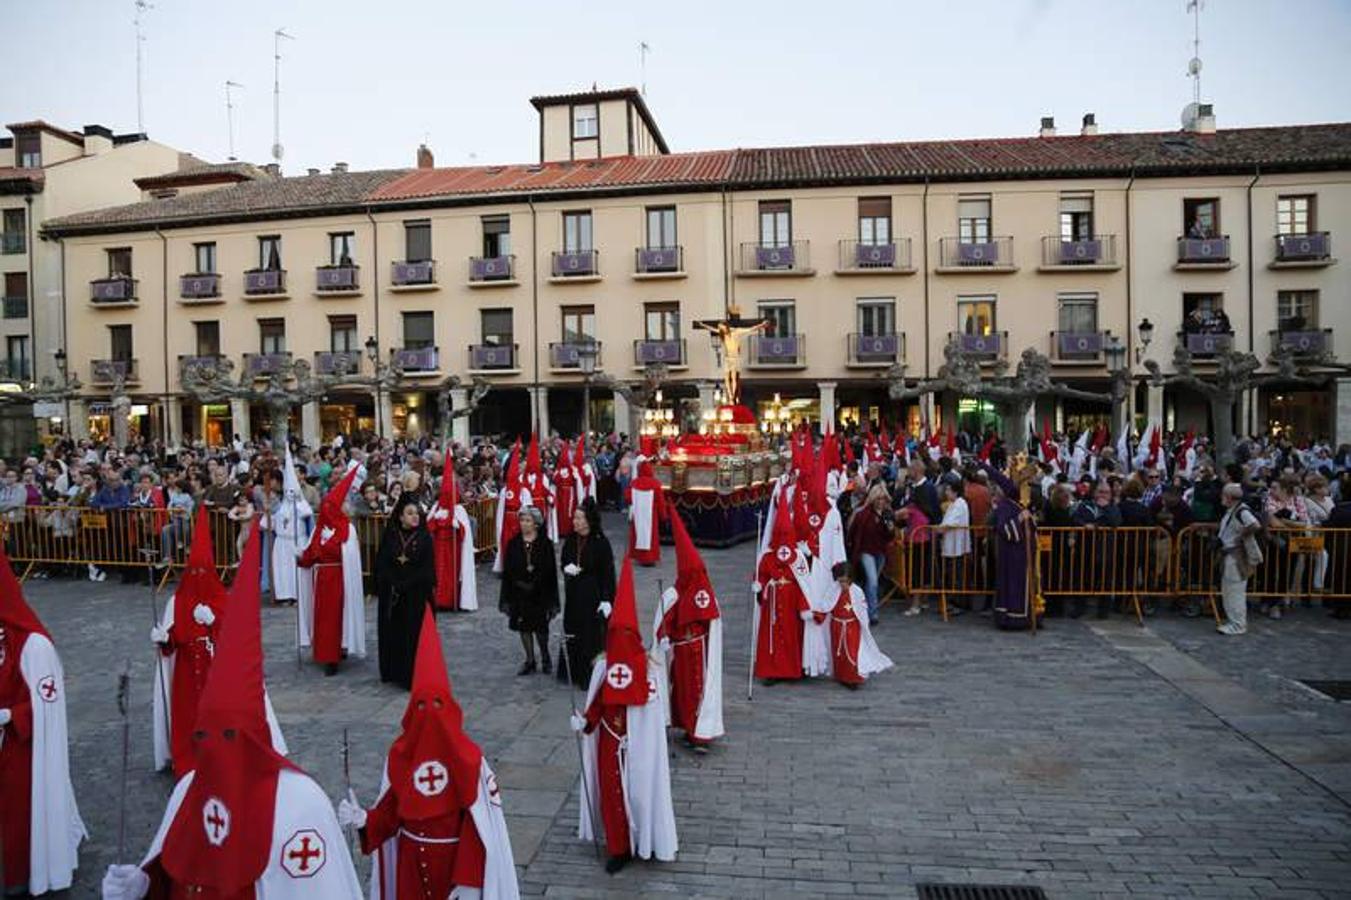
[635,460,656,482]
[601,554,649,706]
[769,481,797,552]
[842,437,855,467]
[879,427,892,454]
[388,607,483,816]
[573,437,586,471]
[1039,420,1058,464]
[0,543,47,638]
[946,428,957,455]
[161,528,295,893]
[822,432,841,473]
[318,464,359,540]
[173,506,228,638]
[437,459,460,510]
[525,432,543,482]
[977,434,997,461]
[669,501,719,626]
[502,439,522,509]
[555,440,572,475]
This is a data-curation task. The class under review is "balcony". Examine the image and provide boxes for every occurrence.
[737,242,813,277]
[468,343,519,372]
[550,250,600,282]
[948,331,1008,363]
[3,295,27,319]
[315,264,360,295]
[90,277,138,306]
[1049,330,1110,364]
[243,352,292,378]
[468,255,517,287]
[178,354,227,381]
[748,333,806,368]
[936,237,1016,273]
[836,239,914,275]
[846,332,903,367]
[1,232,24,254]
[179,273,222,302]
[314,350,363,376]
[1178,331,1234,359]
[1039,235,1120,271]
[243,268,288,299]
[1175,236,1235,270]
[391,259,437,291]
[550,340,603,371]
[0,359,30,381]
[633,338,686,367]
[1270,328,1333,359]
[91,358,139,385]
[1272,232,1335,268]
[633,246,685,279]
[392,346,439,375]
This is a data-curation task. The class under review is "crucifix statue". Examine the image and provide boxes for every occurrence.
[693,305,770,405]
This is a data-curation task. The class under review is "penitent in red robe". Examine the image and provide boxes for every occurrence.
[827,587,865,686]
[361,787,486,899]
[298,535,345,665]
[0,628,34,891]
[753,550,808,680]
[428,512,468,611]
[161,626,213,778]
[655,609,710,745]
[582,696,630,858]
[553,466,578,540]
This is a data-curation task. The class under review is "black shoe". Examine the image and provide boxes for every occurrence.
[517,660,537,676]
[324,663,338,677]
[605,854,631,874]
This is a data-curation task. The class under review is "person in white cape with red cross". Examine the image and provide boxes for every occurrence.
[626,459,665,566]
[338,605,519,899]
[797,458,847,678]
[297,463,366,675]
[102,530,363,899]
[0,545,85,896]
[570,553,678,874]
[427,463,478,611]
[652,500,724,752]
[752,486,812,682]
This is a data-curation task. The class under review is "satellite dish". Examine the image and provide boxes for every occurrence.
[1188,57,1202,76]
[1180,102,1199,129]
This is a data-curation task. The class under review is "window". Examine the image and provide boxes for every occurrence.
[1277,290,1318,330]
[329,314,358,352]
[1181,293,1228,332]
[109,324,134,361]
[259,319,286,354]
[561,305,596,344]
[1059,195,1094,242]
[1057,293,1099,334]
[572,104,598,140]
[107,248,132,278]
[856,298,895,336]
[644,302,680,341]
[5,336,28,378]
[258,235,282,270]
[1183,198,1219,238]
[957,296,996,334]
[404,220,431,262]
[482,216,511,258]
[481,308,513,345]
[757,300,795,337]
[858,197,892,246]
[646,207,677,249]
[4,272,26,304]
[3,209,25,244]
[562,211,593,253]
[1277,195,1314,236]
[402,311,434,350]
[193,242,217,274]
[15,133,40,169]
[329,232,355,266]
[759,201,791,247]
[958,196,992,243]
[194,321,220,356]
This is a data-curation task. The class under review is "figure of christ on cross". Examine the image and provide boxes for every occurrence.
[694,307,770,405]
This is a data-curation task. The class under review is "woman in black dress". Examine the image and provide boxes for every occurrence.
[374,496,437,688]
[498,505,559,675]
[557,498,615,688]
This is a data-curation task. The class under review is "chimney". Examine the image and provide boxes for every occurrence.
[306,167,320,176]
[416,143,434,169]
[1039,116,1056,138]
[82,124,113,156]
[1080,113,1098,136]
[263,163,281,177]
[331,161,349,174]
[1191,103,1216,135]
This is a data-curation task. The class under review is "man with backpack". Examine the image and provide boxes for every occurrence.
[1217,483,1263,636]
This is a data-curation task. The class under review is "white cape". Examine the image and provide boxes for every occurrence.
[152,596,289,772]
[19,633,87,895]
[801,507,847,678]
[835,584,893,679]
[576,653,678,862]
[629,487,656,552]
[429,502,479,611]
[651,587,725,742]
[133,769,362,898]
[297,527,366,658]
[758,478,794,558]
[367,758,519,900]
[273,447,314,604]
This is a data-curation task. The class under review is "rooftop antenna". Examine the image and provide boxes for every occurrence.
[639,41,651,96]
[1186,0,1203,107]
[133,0,155,133]
[272,27,295,166]
[225,81,244,161]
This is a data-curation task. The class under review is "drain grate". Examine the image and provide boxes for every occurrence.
[1299,680,1351,701]
[917,885,1048,900]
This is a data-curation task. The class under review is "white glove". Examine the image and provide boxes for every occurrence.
[751,581,762,595]
[101,864,150,900]
[0,708,11,726]
[563,563,581,577]
[799,610,814,622]
[336,790,367,829]
[598,601,612,619]
[150,625,169,645]
[569,712,586,732]
[192,604,216,627]
[658,637,671,653]
[662,586,678,606]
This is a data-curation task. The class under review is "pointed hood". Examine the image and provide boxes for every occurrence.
[769,480,797,552]
[161,528,295,893]
[0,543,47,638]
[525,432,543,482]
[822,432,841,474]
[437,458,460,511]
[572,437,586,471]
[173,506,228,637]
[555,439,572,475]
[502,439,522,507]
[977,434,997,461]
[318,463,359,541]
[669,500,719,627]
[387,607,483,816]
[842,437,856,467]
[601,554,649,706]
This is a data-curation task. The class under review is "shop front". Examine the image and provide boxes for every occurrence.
[88,400,159,444]
[320,392,374,442]
[390,390,437,440]
[1259,385,1332,443]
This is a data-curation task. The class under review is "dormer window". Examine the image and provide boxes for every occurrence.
[572,104,598,140]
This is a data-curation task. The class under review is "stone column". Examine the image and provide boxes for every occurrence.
[69,398,89,441]
[1146,383,1165,425]
[612,390,631,438]
[818,381,837,433]
[229,397,251,441]
[529,385,550,437]
[449,387,471,446]
[301,400,321,447]
[165,396,183,449]
[1336,378,1351,446]
[697,381,718,417]
[379,392,395,440]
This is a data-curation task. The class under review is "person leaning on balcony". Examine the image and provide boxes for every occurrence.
[1217,483,1264,636]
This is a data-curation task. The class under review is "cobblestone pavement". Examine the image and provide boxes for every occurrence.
[22,515,1351,898]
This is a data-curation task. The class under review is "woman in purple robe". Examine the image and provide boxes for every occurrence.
[980,462,1039,631]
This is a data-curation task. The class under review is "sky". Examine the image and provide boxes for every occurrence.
[6,0,1351,174]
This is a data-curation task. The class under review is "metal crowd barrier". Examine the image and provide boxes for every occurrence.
[1034,526,1173,624]
[1174,524,1351,618]
[903,525,994,621]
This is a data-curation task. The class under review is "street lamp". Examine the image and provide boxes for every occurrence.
[365,336,382,437]
[576,340,598,439]
[1136,318,1154,363]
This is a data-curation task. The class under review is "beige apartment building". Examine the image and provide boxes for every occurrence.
[40,89,1351,447]
[0,119,185,452]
